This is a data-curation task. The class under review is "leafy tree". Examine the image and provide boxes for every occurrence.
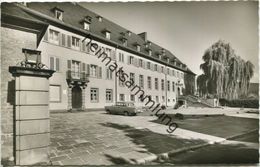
[197,40,254,100]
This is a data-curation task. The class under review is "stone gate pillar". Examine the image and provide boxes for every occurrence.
[67,86,72,110]
[9,66,55,165]
[81,86,86,110]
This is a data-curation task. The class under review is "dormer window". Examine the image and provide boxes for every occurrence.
[166,57,170,63]
[127,31,132,36]
[103,29,111,39]
[136,45,141,52]
[148,50,152,56]
[105,32,110,39]
[85,16,92,23]
[158,54,162,59]
[145,44,148,48]
[162,48,165,53]
[84,22,90,30]
[97,16,103,22]
[54,8,63,21]
[148,41,151,46]
[123,39,127,46]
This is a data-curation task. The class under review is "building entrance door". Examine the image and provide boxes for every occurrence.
[72,85,82,109]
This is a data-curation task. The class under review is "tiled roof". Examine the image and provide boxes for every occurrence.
[1,3,46,24]
[5,2,195,75]
[1,3,48,46]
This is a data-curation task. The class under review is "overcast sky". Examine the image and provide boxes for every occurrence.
[80,1,258,83]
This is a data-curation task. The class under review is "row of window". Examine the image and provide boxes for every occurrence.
[45,29,116,59]
[53,9,142,49]
[119,74,178,92]
[118,53,184,78]
[119,93,175,103]
[50,57,112,79]
[45,28,186,76]
[53,8,151,53]
[93,88,175,103]
[50,84,177,104]
[50,55,184,82]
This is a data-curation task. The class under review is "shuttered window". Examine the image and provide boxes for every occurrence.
[106,67,113,80]
[67,60,71,70]
[119,53,124,62]
[139,59,143,68]
[86,64,90,75]
[50,57,60,72]
[82,63,86,72]
[67,35,71,48]
[90,65,97,77]
[56,58,60,71]
[139,75,144,88]
[82,41,86,52]
[142,60,146,69]
[155,78,158,90]
[50,57,54,70]
[49,29,59,45]
[154,64,158,71]
[111,50,116,60]
[147,76,152,89]
[161,79,165,91]
[98,67,102,78]
[61,33,66,46]
[90,65,102,78]
[43,30,48,41]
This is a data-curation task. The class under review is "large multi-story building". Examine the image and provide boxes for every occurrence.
[1,2,196,160]
[3,2,196,112]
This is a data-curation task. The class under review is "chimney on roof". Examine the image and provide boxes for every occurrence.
[138,32,147,41]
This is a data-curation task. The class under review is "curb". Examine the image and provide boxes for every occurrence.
[134,129,259,164]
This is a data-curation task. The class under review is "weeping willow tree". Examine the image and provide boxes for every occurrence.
[197,40,254,100]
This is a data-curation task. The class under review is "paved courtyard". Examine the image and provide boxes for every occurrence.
[49,108,258,165]
[49,111,204,165]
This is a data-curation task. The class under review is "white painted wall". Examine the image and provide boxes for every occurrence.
[38,25,185,110]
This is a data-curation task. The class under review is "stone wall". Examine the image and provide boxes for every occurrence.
[1,27,37,161]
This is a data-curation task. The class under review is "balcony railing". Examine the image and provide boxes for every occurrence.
[66,70,89,82]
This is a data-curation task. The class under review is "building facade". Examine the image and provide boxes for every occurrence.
[3,2,196,112]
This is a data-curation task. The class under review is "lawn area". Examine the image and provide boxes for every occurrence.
[153,115,259,138]
[152,142,259,164]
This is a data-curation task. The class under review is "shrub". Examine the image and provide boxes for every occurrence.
[219,98,259,108]
[175,113,184,120]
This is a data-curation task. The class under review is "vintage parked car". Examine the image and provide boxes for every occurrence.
[105,102,143,116]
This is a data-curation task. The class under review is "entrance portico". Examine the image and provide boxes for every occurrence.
[66,71,89,111]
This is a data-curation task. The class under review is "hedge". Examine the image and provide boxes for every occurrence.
[219,98,259,108]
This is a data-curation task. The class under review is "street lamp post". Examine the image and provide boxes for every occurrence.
[21,48,45,69]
